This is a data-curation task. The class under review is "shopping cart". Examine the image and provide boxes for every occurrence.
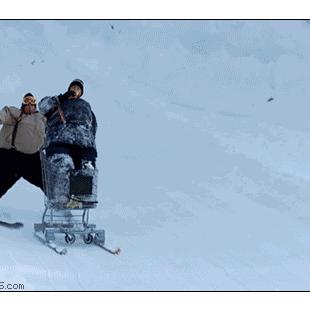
[34,148,120,255]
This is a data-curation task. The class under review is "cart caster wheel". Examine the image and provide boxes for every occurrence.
[65,233,76,244]
[83,234,94,244]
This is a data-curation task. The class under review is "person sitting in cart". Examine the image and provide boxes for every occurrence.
[38,79,97,207]
[0,93,46,199]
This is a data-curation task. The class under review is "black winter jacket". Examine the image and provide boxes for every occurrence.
[38,96,97,151]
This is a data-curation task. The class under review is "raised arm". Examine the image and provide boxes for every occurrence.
[0,106,20,125]
[38,96,58,119]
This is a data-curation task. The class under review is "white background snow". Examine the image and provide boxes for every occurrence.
[1,20,310,290]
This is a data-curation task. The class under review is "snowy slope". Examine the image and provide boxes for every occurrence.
[1,20,310,290]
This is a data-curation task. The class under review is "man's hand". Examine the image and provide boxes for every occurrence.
[57,90,75,104]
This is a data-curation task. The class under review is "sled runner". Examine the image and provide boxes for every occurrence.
[34,148,120,255]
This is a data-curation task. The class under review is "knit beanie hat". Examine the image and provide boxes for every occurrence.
[68,79,84,95]
[23,93,35,99]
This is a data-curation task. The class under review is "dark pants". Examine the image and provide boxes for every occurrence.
[0,148,43,198]
[45,143,97,170]
[44,143,97,206]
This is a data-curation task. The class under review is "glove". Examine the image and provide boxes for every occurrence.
[57,90,75,104]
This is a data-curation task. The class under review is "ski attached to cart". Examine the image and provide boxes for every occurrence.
[34,230,67,255]
[34,221,120,256]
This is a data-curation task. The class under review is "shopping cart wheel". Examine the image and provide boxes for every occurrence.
[83,233,94,244]
[65,233,76,244]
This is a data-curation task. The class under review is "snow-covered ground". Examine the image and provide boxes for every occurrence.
[1,20,310,290]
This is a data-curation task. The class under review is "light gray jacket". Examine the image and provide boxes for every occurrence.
[0,106,46,154]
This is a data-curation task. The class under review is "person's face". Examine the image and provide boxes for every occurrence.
[22,96,37,114]
[69,85,82,99]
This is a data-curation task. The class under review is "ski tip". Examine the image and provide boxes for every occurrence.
[114,248,121,255]
[0,221,24,229]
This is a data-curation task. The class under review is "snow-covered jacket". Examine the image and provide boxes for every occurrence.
[0,106,46,154]
[38,96,97,150]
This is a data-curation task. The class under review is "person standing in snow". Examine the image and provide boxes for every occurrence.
[0,93,46,199]
[38,79,97,206]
